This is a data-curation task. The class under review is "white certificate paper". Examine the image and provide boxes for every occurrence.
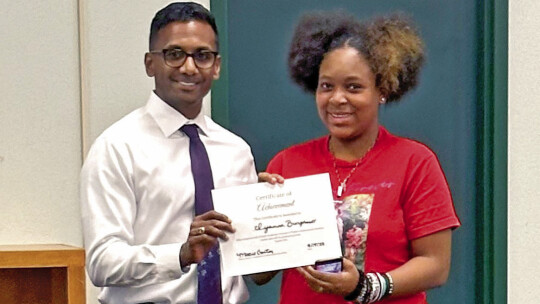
[212,173,341,276]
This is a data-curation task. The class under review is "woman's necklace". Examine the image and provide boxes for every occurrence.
[330,136,377,198]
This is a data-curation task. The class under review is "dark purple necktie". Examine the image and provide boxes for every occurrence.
[181,124,223,304]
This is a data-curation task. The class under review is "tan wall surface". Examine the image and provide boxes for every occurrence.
[0,2,82,245]
[508,0,540,302]
[0,1,209,302]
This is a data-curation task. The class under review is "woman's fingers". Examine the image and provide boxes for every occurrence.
[258,172,285,184]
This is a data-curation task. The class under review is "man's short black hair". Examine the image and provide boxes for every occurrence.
[149,2,219,51]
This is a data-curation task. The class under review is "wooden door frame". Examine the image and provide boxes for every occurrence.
[210,1,508,303]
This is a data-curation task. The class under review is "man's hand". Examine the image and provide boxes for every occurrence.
[180,210,235,267]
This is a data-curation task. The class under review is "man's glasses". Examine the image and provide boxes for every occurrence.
[149,48,219,69]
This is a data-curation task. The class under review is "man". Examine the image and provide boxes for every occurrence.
[80,2,256,303]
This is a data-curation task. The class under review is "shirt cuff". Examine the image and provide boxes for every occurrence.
[153,243,183,280]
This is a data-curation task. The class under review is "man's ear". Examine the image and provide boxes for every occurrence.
[144,53,155,77]
[212,55,221,80]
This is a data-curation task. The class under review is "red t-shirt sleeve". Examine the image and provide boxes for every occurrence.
[402,151,460,240]
[266,151,284,175]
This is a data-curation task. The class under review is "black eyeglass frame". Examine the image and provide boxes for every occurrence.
[148,48,219,69]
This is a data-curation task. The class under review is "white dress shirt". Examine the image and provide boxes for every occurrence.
[81,92,257,304]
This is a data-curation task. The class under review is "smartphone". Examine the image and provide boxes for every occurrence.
[314,257,343,273]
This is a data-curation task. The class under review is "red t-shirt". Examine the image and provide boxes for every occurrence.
[266,126,460,304]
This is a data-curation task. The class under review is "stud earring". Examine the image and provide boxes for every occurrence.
[380,97,386,104]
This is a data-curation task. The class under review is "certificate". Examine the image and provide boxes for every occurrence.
[212,173,341,276]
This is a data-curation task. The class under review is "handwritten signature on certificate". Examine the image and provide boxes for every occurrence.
[212,173,341,276]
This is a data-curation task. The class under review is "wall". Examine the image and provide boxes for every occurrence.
[507,0,540,302]
[0,1,209,303]
[0,1,82,251]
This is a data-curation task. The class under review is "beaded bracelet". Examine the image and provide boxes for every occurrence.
[344,267,366,301]
[345,271,394,303]
[382,272,394,297]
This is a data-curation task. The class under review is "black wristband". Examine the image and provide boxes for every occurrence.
[344,267,365,301]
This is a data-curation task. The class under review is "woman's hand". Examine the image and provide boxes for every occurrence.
[296,258,359,296]
[258,172,285,184]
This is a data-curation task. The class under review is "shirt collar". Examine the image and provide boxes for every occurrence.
[146,91,209,138]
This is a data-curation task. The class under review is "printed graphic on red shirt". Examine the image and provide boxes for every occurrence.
[335,193,374,271]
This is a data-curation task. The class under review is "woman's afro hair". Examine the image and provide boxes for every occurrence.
[288,11,425,102]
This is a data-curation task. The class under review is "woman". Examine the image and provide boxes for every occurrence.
[254,11,460,304]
